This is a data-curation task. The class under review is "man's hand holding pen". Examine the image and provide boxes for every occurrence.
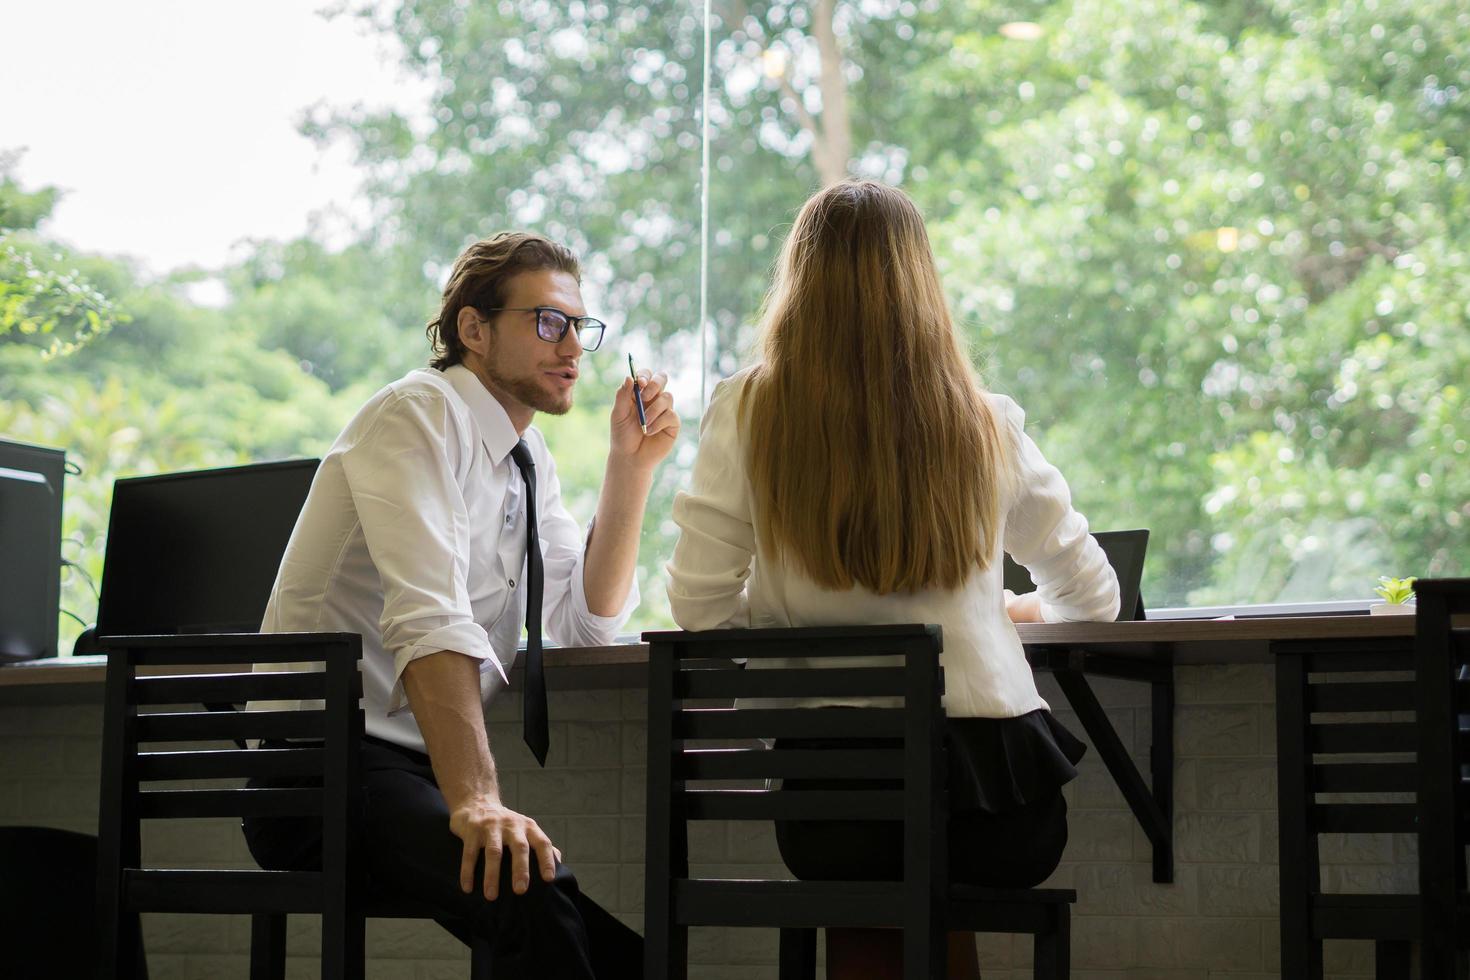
[611,357,679,469]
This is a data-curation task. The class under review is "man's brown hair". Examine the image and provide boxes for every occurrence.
[427,232,581,370]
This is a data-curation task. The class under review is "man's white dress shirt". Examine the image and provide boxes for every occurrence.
[666,368,1119,719]
[258,364,637,754]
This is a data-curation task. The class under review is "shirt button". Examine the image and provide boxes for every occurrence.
[508,578,516,588]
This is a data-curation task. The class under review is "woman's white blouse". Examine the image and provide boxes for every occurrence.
[666,368,1121,719]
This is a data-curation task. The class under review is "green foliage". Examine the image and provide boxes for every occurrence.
[911,0,1470,603]
[0,250,379,651]
[0,158,124,357]
[4,0,1468,654]
[222,238,434,390]
[0,154,59,230]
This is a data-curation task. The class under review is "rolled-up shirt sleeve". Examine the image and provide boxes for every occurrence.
[534,434,640,646]
[995,395,1121,624]
[667,377,756,631]
[340,391,499,712]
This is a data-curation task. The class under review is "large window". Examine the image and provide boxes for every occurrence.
[2,0,1465,655]
[699,0,1469,608]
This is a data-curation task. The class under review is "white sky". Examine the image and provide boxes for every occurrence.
[0,0,431,276]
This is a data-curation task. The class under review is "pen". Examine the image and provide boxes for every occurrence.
[628,353,648,434]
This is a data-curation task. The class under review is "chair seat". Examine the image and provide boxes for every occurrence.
[675,878,1074,931]
[1311,894,1419,940]
[948,885,1077,935]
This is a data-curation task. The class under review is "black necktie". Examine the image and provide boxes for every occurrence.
[508,439,548,766]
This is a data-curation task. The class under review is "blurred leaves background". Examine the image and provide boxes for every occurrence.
[3,0,1466,653]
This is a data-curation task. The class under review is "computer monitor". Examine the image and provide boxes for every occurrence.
[95,459,319,637]
[0,439,66,662]
[1003,528,1150,621]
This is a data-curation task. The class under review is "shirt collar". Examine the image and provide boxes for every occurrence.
[442,364,520,465]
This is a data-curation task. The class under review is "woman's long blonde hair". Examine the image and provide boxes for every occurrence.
[741,180,1012,594]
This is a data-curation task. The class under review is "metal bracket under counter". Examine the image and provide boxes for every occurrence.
[1027,645,1175,884]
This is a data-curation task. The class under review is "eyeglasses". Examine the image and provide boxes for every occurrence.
[481,306,607,351]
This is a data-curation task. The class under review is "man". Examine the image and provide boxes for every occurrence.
[243,232,677,978]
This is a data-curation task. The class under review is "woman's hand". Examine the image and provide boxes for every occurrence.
[1004,589,1044,624]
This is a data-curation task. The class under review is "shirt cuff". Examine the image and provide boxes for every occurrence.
[388,621,502,714]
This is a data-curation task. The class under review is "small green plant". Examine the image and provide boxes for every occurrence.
[1373,576,1417,604]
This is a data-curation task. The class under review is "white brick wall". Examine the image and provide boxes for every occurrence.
[0,666,1414,977]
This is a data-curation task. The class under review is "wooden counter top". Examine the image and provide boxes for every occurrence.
[0,614,1419,702]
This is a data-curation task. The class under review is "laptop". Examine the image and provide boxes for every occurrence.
[1003,529,1149,621]
[95,459,319,637]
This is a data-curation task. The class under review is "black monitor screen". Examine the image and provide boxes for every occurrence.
[1003,529,1150,622]
[95,459,318,637]
[0,439,66,661]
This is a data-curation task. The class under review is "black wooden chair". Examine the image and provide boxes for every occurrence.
[643,624,1074,980]
[96,632,492,979]
[1275,628,1420,978]
[1415,578,1470,979]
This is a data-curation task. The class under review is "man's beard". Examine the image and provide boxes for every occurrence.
[485,361,573,416]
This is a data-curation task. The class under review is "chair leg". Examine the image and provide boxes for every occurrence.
[249,913,287,980]
[100,909,147,980]
[1034,906,1071,980]
[779,927,817,980]
[644,919,688,980]
[470,935,494,980]
[1421,938,1468,980]
[1373,940,1409,980]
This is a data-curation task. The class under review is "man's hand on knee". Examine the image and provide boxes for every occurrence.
[449,796,562,900]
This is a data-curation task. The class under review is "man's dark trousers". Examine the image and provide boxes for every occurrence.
[243,737,642,980]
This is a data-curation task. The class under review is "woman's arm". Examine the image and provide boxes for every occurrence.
[667,377,757,630]
[995,395,1121,623]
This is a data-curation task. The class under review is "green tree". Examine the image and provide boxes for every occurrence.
[915,0,1469,600]
[0,155,123,357]
[300,0,1469,608]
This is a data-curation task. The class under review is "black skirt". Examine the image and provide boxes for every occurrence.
[773,708,1085,886]
[944,708,1087,815]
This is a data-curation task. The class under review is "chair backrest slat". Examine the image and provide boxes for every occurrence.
[1314,803,1419,834]
[1312,762,1417,794]
[685,789,905,822]
[677,747,905,781]
[123,870,324,915]
[1305,649,1413,672]
[138,787,324,820]
[1309,721,1416,754]
[646,624,941,662]
[138,747,325,781]
[675,666,908,700]
[133,670,336,705]
[103,632,353,665]
[1307,680,1415,713]
[136,709,328,743]
[676,706,905,740]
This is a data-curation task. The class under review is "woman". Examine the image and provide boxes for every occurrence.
[666,180,1120,979]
